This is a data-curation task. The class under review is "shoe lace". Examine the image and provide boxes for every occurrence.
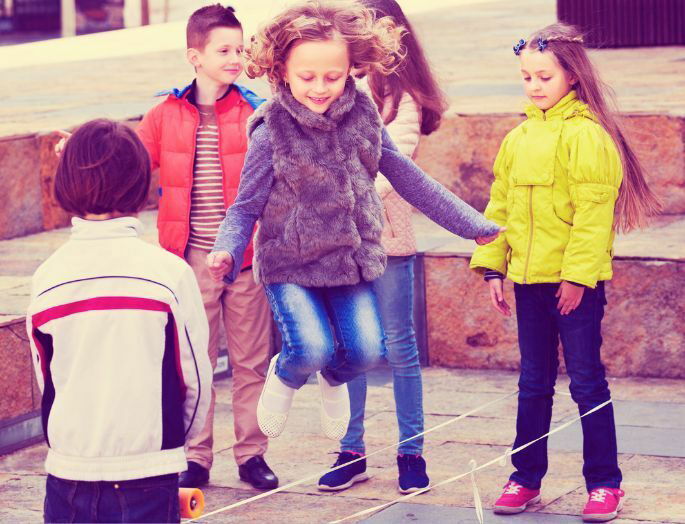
[400,454,423,471]
[332,451,359,467]
[590,489,607,503]
[504,482,522,495]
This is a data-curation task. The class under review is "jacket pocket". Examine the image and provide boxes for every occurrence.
[575,183,613,204]
[552,185,574,226]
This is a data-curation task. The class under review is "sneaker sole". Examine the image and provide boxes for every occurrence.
[493,494,542,514]
[583,498,624,522]
[398,484,431,495]
[318,472,369,492]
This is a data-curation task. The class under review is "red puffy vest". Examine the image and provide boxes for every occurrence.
[137,84,259,268]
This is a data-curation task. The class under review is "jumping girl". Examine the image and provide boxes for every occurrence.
[208,0,501,445]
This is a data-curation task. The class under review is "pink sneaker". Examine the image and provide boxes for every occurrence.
[493,481,541,514]
[583,487,625,522]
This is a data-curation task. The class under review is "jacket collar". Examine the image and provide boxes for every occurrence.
[70,217,143,241]
[184,79,233,106]
[275,76,358,131]
[155,81,265,111]
[525,90,597,122]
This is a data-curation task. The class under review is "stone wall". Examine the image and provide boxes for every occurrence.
[0,117,157,241]
[425,255,685,379]
[0,319,39,421]
[1,112,683,240]
[415,113,685,214]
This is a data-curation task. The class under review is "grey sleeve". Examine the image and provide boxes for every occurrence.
[212,124,274,283]
[378,127,500,239]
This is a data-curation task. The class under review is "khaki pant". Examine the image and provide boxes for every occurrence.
[185,247,271,467]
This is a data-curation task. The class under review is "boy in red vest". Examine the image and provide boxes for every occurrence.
[137,4,276,490]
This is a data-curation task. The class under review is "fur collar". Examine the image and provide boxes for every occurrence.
[274,77,358,132]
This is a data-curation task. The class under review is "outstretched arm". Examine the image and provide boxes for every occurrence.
[378,128,500,239]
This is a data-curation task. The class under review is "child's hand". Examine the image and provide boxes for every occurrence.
[555,281,585,315]
[488,278,511,317]
[54,130,72,157]
[476,227,506,246]
[206,251,234,282]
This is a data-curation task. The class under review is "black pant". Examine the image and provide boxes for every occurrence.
[44,473,180,523]
[510,282,622,491]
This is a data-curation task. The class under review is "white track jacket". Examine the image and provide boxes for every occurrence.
[26,217,212,481]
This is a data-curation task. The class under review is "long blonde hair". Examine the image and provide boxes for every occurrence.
[521,23,661,232]
[245,0,405,88]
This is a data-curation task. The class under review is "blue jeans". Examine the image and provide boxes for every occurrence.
[264,280,386,389]
[510,282,622,492]
[44,473,180,523]
[341,255,424,455]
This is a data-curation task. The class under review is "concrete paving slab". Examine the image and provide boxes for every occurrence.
[197,486,362,523]
[0,507,41,524]
[542,484,685,524]
[363,503,581,523]
[548,422,685,458]
[612,400,685,429]
[1,368,683,523]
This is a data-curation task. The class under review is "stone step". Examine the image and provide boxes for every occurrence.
[2,0,684,240]
[415,213,685,380]
[2,108,684,241]
[2,211,682,455]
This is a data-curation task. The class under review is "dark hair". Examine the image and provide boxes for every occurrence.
[186,4,242,50]
[55,119,151,216]
[361,0,447,135]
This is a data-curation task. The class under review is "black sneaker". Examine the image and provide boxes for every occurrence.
[397,454,430,494]
[318,452,369,492]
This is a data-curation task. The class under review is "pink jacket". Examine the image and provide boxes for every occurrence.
[359,79,422,256]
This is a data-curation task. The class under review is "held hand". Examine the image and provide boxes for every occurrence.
[206,251,234,282]
[54,130,72,157]
[476,227,507,246]
[488,278,511,317]
[555,281,585,315]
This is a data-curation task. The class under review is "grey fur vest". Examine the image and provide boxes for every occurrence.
[249,78,386,287]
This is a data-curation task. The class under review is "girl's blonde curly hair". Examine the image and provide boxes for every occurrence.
[245,0,406,86]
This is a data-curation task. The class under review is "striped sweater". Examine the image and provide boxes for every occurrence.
[188,104,226,251]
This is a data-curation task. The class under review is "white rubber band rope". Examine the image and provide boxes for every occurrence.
[189,393,612,524]
[191,390,517,521]
[329,398,613,523]
[469,459,484,524]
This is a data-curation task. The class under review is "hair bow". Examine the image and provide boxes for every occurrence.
[537,37,548,52]
[513,38,526,55]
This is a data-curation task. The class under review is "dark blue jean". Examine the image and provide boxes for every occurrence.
[264,280,386,389]
[341,255,424,455]
[44,473,180,523]
[510,282,622,492]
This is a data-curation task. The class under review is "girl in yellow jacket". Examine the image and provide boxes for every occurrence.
[470,23,659,523]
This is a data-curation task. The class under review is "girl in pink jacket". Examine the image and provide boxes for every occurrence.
[318,0,448,495]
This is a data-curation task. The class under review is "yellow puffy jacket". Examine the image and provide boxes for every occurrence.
[470,91,622,288]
